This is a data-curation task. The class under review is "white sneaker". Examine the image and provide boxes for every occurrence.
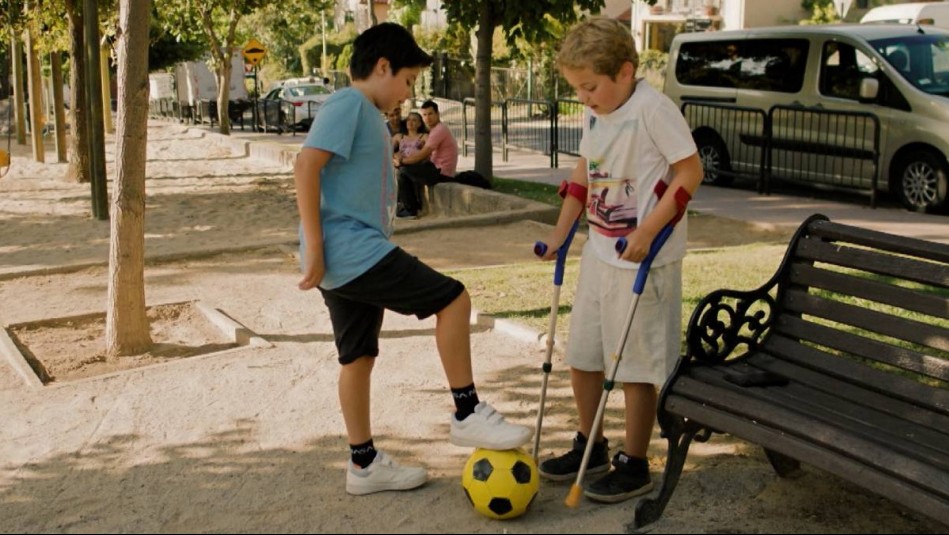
[345,451,428,496]
[450,401,533,450]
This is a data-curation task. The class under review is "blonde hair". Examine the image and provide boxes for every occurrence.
[557,17,638,79]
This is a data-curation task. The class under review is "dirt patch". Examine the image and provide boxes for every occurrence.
[7,301,235,384]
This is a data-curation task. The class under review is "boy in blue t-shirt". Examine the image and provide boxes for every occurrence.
[293,23,532,497]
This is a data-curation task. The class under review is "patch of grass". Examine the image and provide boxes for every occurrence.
[447,243,787,349]
[491,177,561,207]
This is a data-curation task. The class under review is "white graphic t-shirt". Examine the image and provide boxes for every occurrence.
[579,81,697,269]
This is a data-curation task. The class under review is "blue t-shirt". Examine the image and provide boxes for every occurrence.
[300,88,397,289]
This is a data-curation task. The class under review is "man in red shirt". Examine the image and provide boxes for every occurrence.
[395,100,458,218]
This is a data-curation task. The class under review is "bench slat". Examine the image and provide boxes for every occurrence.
[808,219,949,265]
[665,393,949,526]
[763,334,949,418]
[783,288,949,353]
[795,237,949,288]
[773,314,949,381]
[687,363,949,471]
[669,378,949,499]
[790,262,949,318]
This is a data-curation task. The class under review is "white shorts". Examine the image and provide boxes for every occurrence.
[565,244,682,386]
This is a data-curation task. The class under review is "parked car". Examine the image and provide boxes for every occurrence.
[258,81,333,130]
[664,24,949,212]
[861,2,949,29]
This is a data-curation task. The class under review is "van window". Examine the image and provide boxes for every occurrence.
[675,39,809,93]
[819,42,879,100]
[870,34,949,97]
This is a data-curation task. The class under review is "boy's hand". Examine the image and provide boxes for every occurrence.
[618,228,655,263]
[536,233,563,261]
[298,246,325,290]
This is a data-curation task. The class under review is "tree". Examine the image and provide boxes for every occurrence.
[156,0,266,135]
[106,0,152,356]
[442,1,604,180]
[242,0,334,77]
[148,14,205,72]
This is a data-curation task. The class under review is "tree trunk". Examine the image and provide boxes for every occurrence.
[50,52,68,163]
[10,36,26,146]
[24,28,44,163]
[216,54,232,135]
[65,0,90,184]
[106,0,152,356]
[474,3,495,180]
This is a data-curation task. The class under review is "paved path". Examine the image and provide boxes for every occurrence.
[212,122,947,244]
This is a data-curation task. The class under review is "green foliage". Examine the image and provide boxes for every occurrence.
[336,44,353,72]
[149,18,205,71]
[800,0,841,24]
[391,0,426,28]
[638,49,668,90]
[299,22,357,78]
[442,0,605,47]
[239,1,334,76]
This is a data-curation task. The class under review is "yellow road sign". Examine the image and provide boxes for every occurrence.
[243,38,266,66]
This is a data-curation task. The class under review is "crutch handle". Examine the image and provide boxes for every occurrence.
[534,218,580,286]
[615,223,675,294]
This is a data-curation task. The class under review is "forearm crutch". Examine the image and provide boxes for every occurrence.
[564,222,677,508]
[531,218,580,463]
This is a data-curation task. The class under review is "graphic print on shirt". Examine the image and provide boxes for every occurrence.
[586,158,638,238]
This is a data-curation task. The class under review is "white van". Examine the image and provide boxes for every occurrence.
[664,24,949,212]
[861,2,949,29]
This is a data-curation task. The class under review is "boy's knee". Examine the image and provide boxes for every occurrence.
[440,288,471,316]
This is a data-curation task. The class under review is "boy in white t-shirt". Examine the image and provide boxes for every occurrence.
[536,17,703,504]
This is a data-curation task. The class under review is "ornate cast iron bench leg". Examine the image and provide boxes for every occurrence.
[764,449,803,479]
[632,418,708,530]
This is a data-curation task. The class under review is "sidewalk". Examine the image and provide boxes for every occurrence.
[215,122,947,244]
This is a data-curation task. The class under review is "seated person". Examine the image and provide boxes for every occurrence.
[396,100,458,218]
[385,105,407,137]
[392,111,428,166]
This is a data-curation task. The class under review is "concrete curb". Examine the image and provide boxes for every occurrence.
[472,309,564,354]
[195,301,272,348]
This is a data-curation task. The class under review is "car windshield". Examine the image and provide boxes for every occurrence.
[287,85,330,97]
[870,33,949,97]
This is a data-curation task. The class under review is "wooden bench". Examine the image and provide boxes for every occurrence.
[634,214,949,529]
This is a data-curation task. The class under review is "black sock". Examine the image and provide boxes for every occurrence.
[451,383,480,420]
[350,439,377,469]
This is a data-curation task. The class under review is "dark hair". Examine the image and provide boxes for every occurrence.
[350,23,433,80]
[420,99,439,113]
[406,111,427,134]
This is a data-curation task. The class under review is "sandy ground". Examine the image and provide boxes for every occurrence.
[0,123,940,533]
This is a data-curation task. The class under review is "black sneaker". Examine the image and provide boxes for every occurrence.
[396,208,418,220]
[538,433,610,482]
[583,452,653,503]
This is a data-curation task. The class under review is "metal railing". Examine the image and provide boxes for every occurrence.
[766,105,880,206]
[681,101,769,192]
[681,101,880,206]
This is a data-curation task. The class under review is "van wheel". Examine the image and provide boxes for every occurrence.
[695,133,733,186]
[894,150,948,212]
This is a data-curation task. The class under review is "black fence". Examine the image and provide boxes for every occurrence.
[682,101,881,206]
[682,101,768,192]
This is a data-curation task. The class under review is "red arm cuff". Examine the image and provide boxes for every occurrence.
[558,180,588,203]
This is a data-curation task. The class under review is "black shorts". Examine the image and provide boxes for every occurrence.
[318,247,465,365]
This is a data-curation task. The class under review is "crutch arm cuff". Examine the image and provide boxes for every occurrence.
[558,180,588,203]
[671,187,692,225]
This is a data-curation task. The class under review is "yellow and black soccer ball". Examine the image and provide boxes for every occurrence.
[461,448,539,520]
